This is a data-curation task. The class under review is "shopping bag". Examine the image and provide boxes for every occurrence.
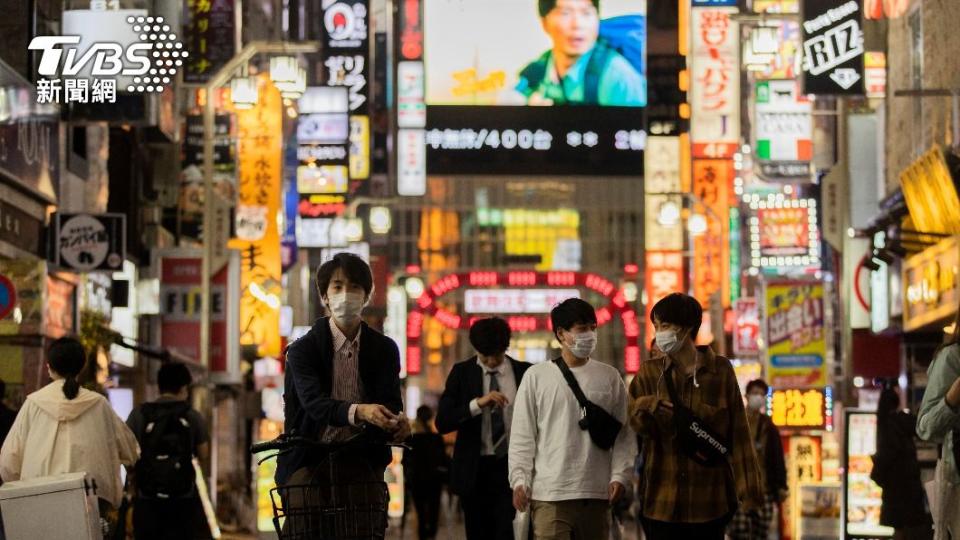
[513,510,530,540]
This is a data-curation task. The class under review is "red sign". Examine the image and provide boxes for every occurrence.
[759,207,810,256]
[298,194,347,218]
[692,159,733,307]
[645,251,685,342]
[733,298,760,356]
[399,0,423,61]
[160,255,229,372]
[44,275,75,339]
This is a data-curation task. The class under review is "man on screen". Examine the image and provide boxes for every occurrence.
[517,0,646,106]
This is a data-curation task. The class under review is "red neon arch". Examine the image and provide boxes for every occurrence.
[406,271,641,375]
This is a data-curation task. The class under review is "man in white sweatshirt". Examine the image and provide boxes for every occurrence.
[509,298,636,539]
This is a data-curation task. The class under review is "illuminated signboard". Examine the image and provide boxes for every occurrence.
[749,198,821,269]
[771,388,829,429]
[690,7,740,159]
[754,0,799,12]
[422,0,647,174]
[865,52,886,99]
[406,271,641,374]
[902,236,960,331]
[900,146,960,236]
[645,250,684,342]
[764,280,827,389]
[753,21,802,80]
[755,80,812,165]
[845,411,894,538]
[692,159,733,307]
[801,0,865,95]
[464,289,580,314]
[645,136,683,251]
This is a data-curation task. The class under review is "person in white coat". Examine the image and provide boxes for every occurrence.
[0,337,140,530]
[509,298,636,539]
[918,327,960,540]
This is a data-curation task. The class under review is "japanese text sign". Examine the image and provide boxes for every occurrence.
[764,280,827,388]
[691,7,740,159]
[645,136,683,251]
[734,297,760,356]
[903,236,960,331]
[237,76,282,357]
[645,250,684,342]
[692,159,733,308]
[771,388,827,429]
[184,0,236,83]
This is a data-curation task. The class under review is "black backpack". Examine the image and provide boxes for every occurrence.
[136,401,196,499]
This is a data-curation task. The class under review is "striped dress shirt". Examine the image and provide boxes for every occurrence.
[323,318,364,442]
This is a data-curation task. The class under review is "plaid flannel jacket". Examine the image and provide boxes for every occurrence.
[629,346,764,523]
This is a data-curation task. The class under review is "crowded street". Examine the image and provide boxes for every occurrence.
[0,0,955,539]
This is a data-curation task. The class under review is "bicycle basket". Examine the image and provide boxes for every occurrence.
[271,479,389,540]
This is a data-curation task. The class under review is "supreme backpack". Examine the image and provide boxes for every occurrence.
[136,401,196,499]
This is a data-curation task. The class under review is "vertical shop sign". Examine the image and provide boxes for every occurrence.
[644,137,683,251]
[183,0,236,83]
[692,159,733,307]
[645,251,685,343]
[764,280,828,388]
[397,0,427,195]
[160,253,230,371]
[755,80,813,163]
[321,0,371,180]
[845,411,894,538]
[398,129,426,196]
[733,297,760,356]
[236,76,283,357]
[787,435,824,539]
[801,0,865,95]
[690,7,740,159]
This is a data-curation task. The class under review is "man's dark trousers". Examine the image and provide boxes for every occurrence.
[460,456,514,540]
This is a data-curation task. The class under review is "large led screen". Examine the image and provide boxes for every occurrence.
[423,0,647,175]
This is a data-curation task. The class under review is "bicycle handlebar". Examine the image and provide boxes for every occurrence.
[250,429,409,455]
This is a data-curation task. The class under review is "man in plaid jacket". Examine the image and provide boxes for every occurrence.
[629,293,764,539]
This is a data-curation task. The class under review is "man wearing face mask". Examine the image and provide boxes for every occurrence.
[509,298,636,539]
[628,293,763,540]
[276,253,409,535]
[436,317,531,540]
[727,379,788,540]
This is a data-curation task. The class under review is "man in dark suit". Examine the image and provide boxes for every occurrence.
[436,317,530,540]
[276,253,409,537]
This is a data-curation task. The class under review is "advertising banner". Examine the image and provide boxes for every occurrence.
[236,76,282,358]
[753,21,802,80]
[159,253,229,371]
[423,0,648,174]
[771,388,827,429]
[692,159,733,307]
[690,7,740,159]
[764,280,827,388]
[801,0,865,95]
[844,411,894,538]
[749,198,821,270]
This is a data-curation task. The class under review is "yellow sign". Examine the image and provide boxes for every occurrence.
[349,115,370,180]
[503,209,580,271]
[237,75,283,357]
[900,146,960,235]
[786,435,823,539]
[903,236,960,331]
[764,281,827,388]
[771,389,826,428]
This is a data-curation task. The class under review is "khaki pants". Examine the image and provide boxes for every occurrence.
[531,499,609,540]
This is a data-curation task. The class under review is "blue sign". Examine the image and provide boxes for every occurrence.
[771,355,823,368]
[692,0,738,6]
[0,275,17,320]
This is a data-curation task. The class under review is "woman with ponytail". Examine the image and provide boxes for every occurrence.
[0,337,139,525]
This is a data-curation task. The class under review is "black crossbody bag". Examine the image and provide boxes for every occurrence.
[552,358,622,451]
[662,364,731,467]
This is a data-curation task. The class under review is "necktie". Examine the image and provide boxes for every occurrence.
[488,371,507,458]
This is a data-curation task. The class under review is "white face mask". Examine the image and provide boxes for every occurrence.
[655,329,684,355]
[326,291,366,324]
[747,394,766,412]
[565,330,597,359]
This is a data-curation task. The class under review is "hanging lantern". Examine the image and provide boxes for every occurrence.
[269,56,299,85]
[277,67,307,99]
[230,77,258,109]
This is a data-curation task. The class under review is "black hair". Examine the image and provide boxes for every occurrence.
[158,362,193,395]
[316,253,374,298]
[538,0,600,17]
[469,317,512,356]
[745,379,769,395]
[878,388,900,417]
[550,298,597,339]
[650,293,704,340]
[48,337,86,400]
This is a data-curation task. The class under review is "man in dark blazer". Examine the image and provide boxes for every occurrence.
[436,317,531,540]
[276,253,408,536]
